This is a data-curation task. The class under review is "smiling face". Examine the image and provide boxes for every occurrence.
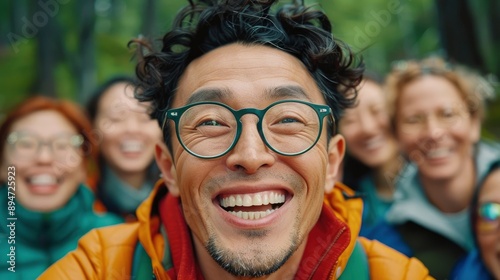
[94,83,162,178]
[156,43,344,277]
[340,80,398,168]
[395,75,480,181]
[1,110,85,212]
[477,169,500,279]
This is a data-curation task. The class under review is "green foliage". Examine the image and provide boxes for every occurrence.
[0,40,35,114]
[316,0,439,73]
[0,0,498,140]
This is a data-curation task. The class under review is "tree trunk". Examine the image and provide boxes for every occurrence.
[10,0,28,35]
[487,0,499,77]
[141,0,156,39]
[76,0,97,104]
[32,2,58,97]
[435,0,484,71]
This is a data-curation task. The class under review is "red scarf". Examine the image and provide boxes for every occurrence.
[159,194,351,279]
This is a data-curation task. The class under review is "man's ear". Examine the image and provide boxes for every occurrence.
[155,142,180,197]
[324,134,345,194]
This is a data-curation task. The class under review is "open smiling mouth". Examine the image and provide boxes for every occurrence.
[218,191,286,220]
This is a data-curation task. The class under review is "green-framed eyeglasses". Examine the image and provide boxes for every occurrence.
[162,100,334,159]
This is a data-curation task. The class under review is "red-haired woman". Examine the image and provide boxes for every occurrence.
[0,96,122,279]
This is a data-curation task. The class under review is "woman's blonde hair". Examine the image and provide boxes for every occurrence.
[385,56,493,130]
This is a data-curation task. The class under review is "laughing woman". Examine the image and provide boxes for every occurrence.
[0,96,122,279]
[87,77,162,221]
[367,57,500,279]
[339,75,403,236]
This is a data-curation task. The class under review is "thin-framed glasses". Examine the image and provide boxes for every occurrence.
[7,132,84,161]
[162,100,334,159]
[477,202,500,234]
[399,107,468,134]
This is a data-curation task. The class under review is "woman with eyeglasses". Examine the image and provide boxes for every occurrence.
[365,57,500,279]
[0,96,122,279]
[451,164,500,279]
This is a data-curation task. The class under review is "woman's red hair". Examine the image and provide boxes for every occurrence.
[0,96,99,188]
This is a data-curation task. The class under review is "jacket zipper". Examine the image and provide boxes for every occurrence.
[309,226,346,279]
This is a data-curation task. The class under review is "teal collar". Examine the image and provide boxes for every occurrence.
[0,184,92,246]
[100,165,154,213]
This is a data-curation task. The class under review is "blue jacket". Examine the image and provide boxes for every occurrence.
[450,249,493,280]
[357,175,394,237]
[366,140,500,279]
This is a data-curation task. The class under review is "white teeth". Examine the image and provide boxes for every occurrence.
[220,192,286,208]
[228,209,277,220]
[219,192,286,220]
[30,174,57,185]
[243,195,253,207]
[365,136,383,150]
[121,140,143,152]
[262,193,269,205]
[426,148,451,159]
[235,195,243,206]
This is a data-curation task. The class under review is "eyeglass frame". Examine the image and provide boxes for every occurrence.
[6,131,85,160]
[476,201,500,234]
[161,99,335,159]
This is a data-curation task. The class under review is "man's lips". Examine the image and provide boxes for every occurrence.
[218,190,287,220]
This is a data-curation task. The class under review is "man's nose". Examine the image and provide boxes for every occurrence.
[225,115,275,174]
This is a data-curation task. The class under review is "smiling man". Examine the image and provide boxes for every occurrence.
[40,0,432,279]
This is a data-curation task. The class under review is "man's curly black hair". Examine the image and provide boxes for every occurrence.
[131,0,364,151]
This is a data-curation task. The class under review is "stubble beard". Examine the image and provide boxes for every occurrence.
[206,230,299,278]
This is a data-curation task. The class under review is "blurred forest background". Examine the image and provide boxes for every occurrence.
[0,0,499,139]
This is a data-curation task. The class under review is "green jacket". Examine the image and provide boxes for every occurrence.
[0,184,122,279]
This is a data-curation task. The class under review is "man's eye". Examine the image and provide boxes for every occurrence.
[199,120,222,126]
[278,118,300,124]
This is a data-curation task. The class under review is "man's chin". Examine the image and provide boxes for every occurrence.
[206,236,295,278]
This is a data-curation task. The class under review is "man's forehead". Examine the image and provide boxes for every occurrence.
[175,43,321,105]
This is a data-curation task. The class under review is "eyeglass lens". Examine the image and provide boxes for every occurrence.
[477,202,500,234]
[175,102,322,158]
[9,133,82,161]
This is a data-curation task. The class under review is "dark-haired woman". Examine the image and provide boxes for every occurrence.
[339,77,403,236]
[87,77,162,221]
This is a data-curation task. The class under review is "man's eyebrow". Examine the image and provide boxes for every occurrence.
[266,85,312,101]
[185,88,231,105]
[185,85,311,105]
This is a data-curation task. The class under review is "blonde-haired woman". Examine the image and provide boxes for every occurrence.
[367,57,500,279]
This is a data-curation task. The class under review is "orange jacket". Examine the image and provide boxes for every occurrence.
[39,180,433,280]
